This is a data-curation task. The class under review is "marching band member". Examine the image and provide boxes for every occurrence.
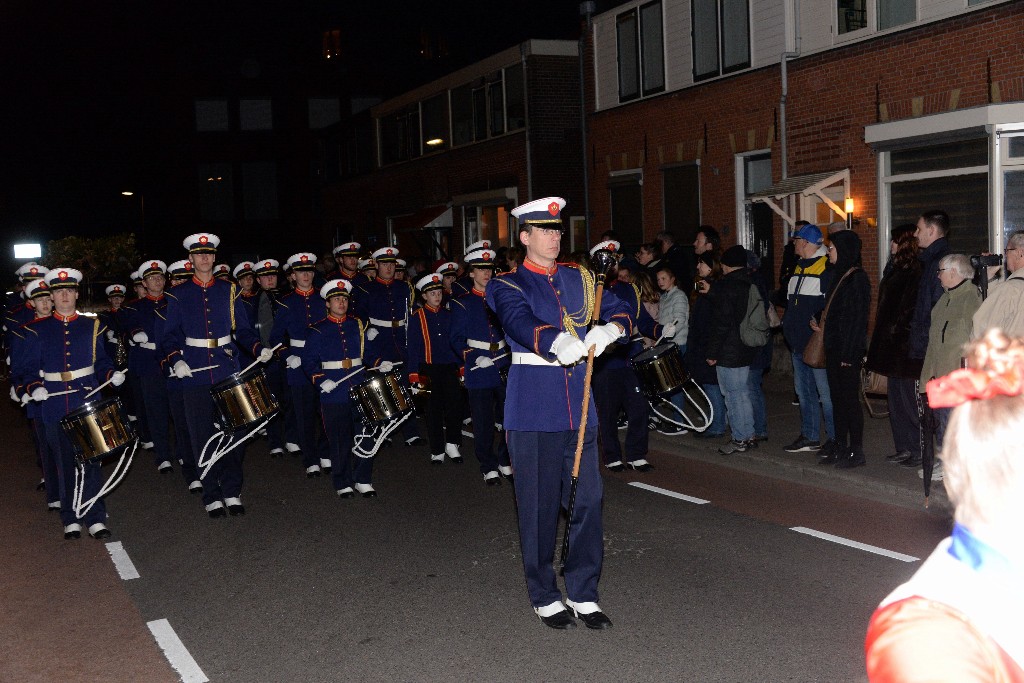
[486,197,634,630]
[252,259,299,457]
[450,248,513,484]
[130,270,147,302]
[452,241,491,298]
[124,269,150,442]
[353,246,421,446]
[395,258,408,281]
[590,240,663,472]
[214,263,232,281]
[356,257,376,284]
[408,273,463,464]
[99,284,128,368]
[435,260,458,305]
[303,279,377,498]
[234,261,258,298]
[8,279,60,511]
[159,233,272,518]
[329,242,361,283]
[121,260,175,474]
[164,261,202,494]
[270,252,331,476]
[5,264,48,330]
[13,268,126,540]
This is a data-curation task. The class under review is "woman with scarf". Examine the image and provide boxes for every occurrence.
[811,230,871,468]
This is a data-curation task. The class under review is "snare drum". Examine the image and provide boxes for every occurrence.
[61,396,136,463]
[210,367,279,433]
[350,370,414,427]
[631,343,688,399]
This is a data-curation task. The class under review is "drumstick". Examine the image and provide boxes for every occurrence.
[239,342,284,377]
[25,388,79,404]
[653,319,680,346]
[167,363,220,379]
[322,365,365,392]
[469,351,510,371]
[85,375,118,399]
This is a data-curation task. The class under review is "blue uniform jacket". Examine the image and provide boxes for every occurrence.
[302,314,367,405]
[449,288,510,389]
[407,304,458,379]
[486,261,635,432]
[159,278,261,387]
[8,317,48,419]
[597,280,661,371]
[269,288,326,386]
[13,312,116,424]
[120,295,169,377]
[352,277,413,364]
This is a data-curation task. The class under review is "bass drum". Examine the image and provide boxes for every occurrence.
[350,370,414,427]
[630,343,688,399]
[61,396,137,464]
[211,367,280,433]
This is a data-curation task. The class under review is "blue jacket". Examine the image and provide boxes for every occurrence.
[352,277,414,364]
[486,260,634,432]
[120,295,169,377]
[597,280,661,372]
[270,287,326,386]
[449,288,510,389]
[407,304,459,380]
[302,314,367,405]
[783,251,832,355]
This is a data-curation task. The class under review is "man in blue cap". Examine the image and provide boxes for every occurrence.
[487,196,635,630]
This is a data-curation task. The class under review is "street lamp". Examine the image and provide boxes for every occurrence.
[844,197,854,230]
[122,191,145,253]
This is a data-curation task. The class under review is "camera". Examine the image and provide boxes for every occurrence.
[970,254,1003,269]
[694,279,708,293]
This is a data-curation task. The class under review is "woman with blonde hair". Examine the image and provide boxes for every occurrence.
[866,328,1024,680]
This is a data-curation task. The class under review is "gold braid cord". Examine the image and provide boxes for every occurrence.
[562,266,595,339]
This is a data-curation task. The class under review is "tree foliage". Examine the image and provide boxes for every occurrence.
[46,233,139,300]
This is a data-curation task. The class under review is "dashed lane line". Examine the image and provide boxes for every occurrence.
[105,541,141,580]
[147,619,209,683]
[628,481,710,504]
[791,527,919,563]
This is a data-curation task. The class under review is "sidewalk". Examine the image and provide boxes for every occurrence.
[645,370,952,516]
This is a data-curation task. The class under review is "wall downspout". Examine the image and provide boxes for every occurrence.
[580,1,595,247]
[780,0,802,222]
[522,44,533,203]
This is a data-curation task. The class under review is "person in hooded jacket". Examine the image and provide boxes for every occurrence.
[811,230,872,468]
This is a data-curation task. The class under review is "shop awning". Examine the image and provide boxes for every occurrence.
[749,169,850,228]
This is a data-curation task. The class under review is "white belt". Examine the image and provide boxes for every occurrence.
[185,335,232,348]
[322,358,362,370]
[512,352,577,367]
[43,366,94,382]
[289,339,306,348]
[467,339,507,352]
[369,317,405,328]
[138,342,156,350]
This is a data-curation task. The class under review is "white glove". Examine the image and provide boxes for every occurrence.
[474,355,494,369]
[550,332,588,366]
[366,328,379,341]
[9,386,16,402]
[172,360,193,378]
[320,379,338,394]
[31,387,49,402]
[662,323,677,339]
[285,355,302,369]
[132,331,149,344]
[378,360,394,373]
[411,384,423,395]
[110,371,126,387]
[584,323,625,357]
[106,330,116,342]
[257,347,274,363]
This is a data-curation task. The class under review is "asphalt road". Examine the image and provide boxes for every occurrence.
[34,416,948,683]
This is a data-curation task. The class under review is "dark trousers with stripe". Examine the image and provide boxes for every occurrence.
[467,385,510,474]
[140,373,174,468]
[321,401,373,490]
[183,386,243,507]
[507,428,603,608]
[421,364,463,455]
[290,383,330,468]
[45,421,106,527]
[168,387,200,485]
[593,366,649,465]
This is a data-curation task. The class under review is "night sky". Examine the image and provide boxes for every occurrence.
[0,1,619,276]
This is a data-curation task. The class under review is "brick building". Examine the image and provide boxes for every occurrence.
[585,0,1024,293]
[318,40,587,263]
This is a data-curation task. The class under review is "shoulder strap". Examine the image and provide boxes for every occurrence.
[820,267,860,324]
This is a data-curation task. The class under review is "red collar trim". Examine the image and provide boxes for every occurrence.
[54,311,78,322]
[192,276,215,288]
[145,294,164,301]
[471,288,486,297]
[425,304,441,313]
[295,287,315,297]
[341,268,357,278]
[328,314,347,323]
[523,258,557,275]
[241,290,258,298]
[375,277,394,285]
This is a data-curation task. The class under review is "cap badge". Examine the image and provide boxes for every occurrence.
[548,202,559,216]
[59,271,68,280]
[199,235,209,245]
[300,254,309,262]
[386,249,394,255]
[483,253,491,260]
[29,267,38,275]
[185,262,193,270]
[483,241,490,248]
[151,261,158,268]
[264,261,272,268]
[432,275,439,282]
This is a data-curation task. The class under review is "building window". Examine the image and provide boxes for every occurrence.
[322,29,341,60]
[663,164,701,246]
[473,85,487,141]
[309,98,341,129]
[877,0,914,30]
[242,162,278,220]
[422,93,449,151]
[692,0,749,81]
[195,99,229,132]
[616,2,664,103]
[617,12,640,101]
[240,98,272,131]
[505,64,525,131]
[640,2,665,95]
[488,72,505,137]
[451,84,474,146]
[380,105,421,165]
[837,0,868,33]
[609,172,644,247]
[197,163,234,221]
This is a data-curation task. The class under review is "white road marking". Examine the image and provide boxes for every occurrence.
[791,527,919,563]
[105,541,140,580]
[147,619,209,683]
[628,482,710,505]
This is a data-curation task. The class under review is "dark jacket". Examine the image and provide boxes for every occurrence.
[706,268,757,368]
[662,243,694,288]
[909,237,950,359]
[865,262,922,378]
[685,292,718,385]
[822,231,871,366]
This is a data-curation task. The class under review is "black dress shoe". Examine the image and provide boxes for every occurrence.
[537,610,576,630]
[92,528,112,540]
[816,451,838,465]
[885,450,912,463]
[835,452,866,469]
[899,456,923,468]
[568,604,613,630]
[208,507,227,519]
[64,524,82,540]
[228,504,246,516]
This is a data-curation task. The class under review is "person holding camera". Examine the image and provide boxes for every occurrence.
[973,230,1024,339]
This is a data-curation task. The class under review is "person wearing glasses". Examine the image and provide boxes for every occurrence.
[973,230,1024,339]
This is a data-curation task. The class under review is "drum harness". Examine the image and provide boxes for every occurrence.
[641,323,714,432]
[73,374,139,519]
[350,362,413,459]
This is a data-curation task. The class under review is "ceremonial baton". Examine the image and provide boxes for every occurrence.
[559,276,607,574]
[240,342,283,376]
